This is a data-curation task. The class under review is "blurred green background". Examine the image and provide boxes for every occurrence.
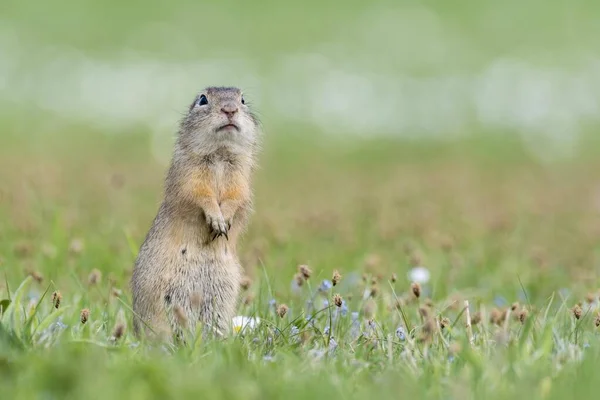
[2,1,600,399]
[2,0,600,150]
[2,0,600,299]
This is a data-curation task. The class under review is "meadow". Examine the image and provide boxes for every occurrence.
[2,1,600,399]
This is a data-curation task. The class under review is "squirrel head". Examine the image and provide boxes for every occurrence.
[178,86,260,156]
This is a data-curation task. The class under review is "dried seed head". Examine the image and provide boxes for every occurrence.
[333,294,343,308]
[394,298,405,310]
[243,294,255,305]
[88,269,102,286]
[518,309,528,324]
[51,291,62,309]
[471,311,482,325]
[490,308,502,325]
[173,305,188,328]
[27,270,43,284]
[112,323,125,340]
[276,304,289,318]
[411,282,421,298]
[294,273,304,286]
[586,292,596,304]
[190,292,203,309]
[424,298,434,308]
[419,318,436,343]
[111,287,122,297]
[332,270,342,286]
[298,265,312,280]
[511,302,519,311]
[572,304,583,320]
[440,317,451,330]
[369,285,379,298]
[240,276,252,291]
[390,273,397,283]
[595,312,600,328]
[419,306,430,318]
[370,277,378,285]
[409,252,422,267]
[80,308,90,324]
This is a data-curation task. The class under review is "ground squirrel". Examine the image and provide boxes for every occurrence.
[130,86,261,341]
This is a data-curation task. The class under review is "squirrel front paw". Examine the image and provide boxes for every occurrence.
[206,213,228,241]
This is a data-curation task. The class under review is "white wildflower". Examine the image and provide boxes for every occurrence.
[231,316,261,334]
[408,266,430,284]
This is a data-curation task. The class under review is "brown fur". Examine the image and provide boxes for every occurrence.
[130,87,261,341]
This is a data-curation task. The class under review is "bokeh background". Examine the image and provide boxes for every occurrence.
[4,1,600,152]
[3,2,600,399]
[2,0,600,302]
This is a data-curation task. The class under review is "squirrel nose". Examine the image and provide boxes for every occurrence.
[221,103,238,118]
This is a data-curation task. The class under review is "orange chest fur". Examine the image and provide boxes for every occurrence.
[190,166,246,203]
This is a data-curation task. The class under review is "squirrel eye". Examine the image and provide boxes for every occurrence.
[197,95,208,106]
[241,96,245,105]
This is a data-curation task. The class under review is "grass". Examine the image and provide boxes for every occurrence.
[2,0,600,398]
[1,131,600,399]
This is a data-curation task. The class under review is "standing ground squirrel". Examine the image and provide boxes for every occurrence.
[130,86,261,341]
